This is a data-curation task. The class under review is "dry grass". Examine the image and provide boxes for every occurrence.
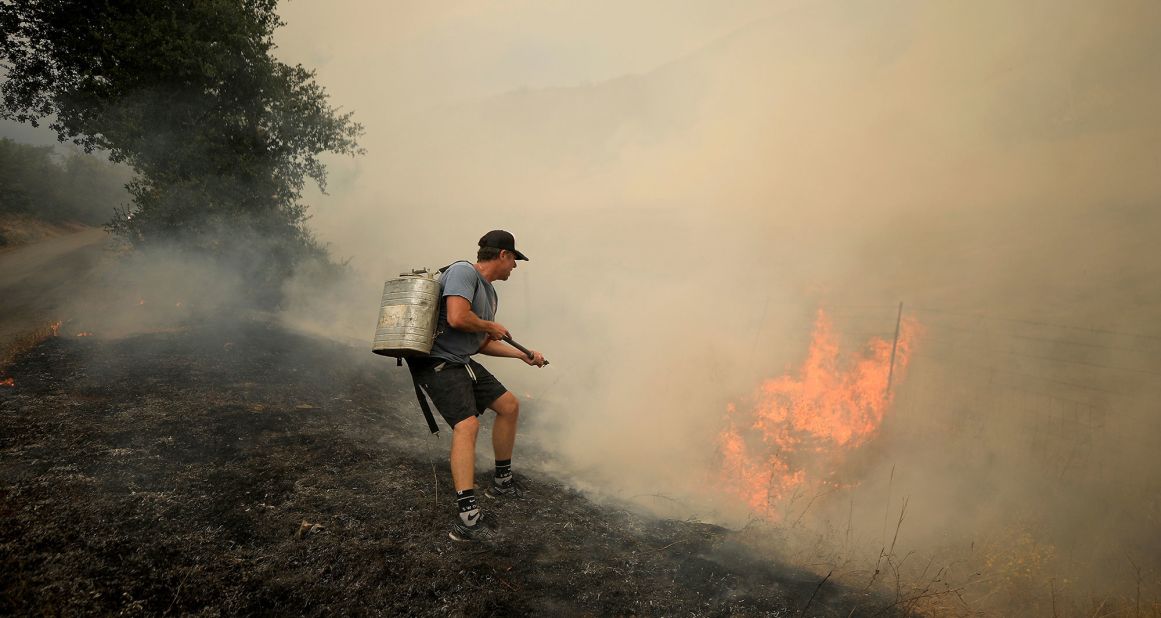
[731,497,1161,617]
[0,214,87,252]
[0,319,62,375]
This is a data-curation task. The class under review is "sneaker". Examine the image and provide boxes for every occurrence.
[449,513,500,543]
[485,476,528,499]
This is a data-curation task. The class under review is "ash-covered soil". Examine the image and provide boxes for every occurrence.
[0,320,897,616]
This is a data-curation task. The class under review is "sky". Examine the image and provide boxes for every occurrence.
[275,1,783,114]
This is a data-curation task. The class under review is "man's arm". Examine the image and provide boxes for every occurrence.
[446,295,509,340]
[478,338,547,367]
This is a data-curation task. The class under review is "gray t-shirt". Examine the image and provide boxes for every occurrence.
[429,261,498,364]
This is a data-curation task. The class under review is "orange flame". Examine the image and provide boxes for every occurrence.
[719,308,919,519]
[49,321,62,336]
[0,377,13,387]
[76,332,93,337]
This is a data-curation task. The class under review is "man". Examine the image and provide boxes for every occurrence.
[407,230,547,542]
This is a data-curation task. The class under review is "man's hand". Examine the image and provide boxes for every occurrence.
[521,350,547,368]
[485,321,510,341]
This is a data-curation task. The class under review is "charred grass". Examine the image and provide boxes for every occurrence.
[0,320,904,616]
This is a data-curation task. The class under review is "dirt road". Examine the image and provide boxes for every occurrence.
[0,228,111,358]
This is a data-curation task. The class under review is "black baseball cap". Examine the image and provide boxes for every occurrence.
[478,230,529,260]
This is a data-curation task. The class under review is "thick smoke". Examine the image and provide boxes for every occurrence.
[275,0,1161,609]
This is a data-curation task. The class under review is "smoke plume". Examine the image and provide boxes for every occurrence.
[13,0,1150,611]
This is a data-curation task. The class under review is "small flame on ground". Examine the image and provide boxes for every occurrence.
[719,308,920,520]
[49,321,62,336]
[138,299,145,306]
[76,332,93,337]
[0,377,14,387]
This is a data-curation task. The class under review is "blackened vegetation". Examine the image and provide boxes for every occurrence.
[0,322,894,616]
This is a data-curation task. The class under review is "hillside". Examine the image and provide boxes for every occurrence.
[0,319,904,616]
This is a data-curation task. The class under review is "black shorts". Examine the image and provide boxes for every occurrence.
[407,357,509,429]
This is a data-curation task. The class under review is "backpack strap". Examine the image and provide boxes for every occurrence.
[412,377,440,435]
[437,260,471,274]
[434,260,479,337]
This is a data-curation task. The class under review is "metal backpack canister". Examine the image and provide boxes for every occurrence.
[372,269,441,358]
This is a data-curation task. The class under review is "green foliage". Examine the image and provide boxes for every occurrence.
[0,137,130,224]
[0,0,363,301]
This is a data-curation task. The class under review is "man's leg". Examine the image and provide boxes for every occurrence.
[489,391,520,461]
[449,415,491,536]
[450,415,480,491]
[413,363,496,540]
[486,391,525,497]
[465,362,522,498]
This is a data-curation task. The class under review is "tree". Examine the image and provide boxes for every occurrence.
[0,0,363,302]
[0,137,130,225]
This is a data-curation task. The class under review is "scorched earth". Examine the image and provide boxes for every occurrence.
[0,316,903,616]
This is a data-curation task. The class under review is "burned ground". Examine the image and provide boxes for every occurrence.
[0,320,902,616]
